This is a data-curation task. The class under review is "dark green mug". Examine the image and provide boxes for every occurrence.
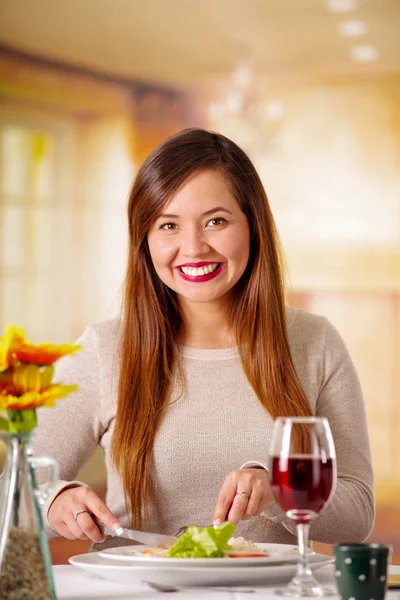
[334,543,391,600]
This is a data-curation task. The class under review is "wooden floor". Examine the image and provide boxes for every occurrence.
[50,501,400,565]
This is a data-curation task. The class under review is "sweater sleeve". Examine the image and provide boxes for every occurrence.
[33,325,105,537]
[262,318,375,543]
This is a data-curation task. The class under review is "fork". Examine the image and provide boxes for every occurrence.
[143,580,255,593]
[173,524,215,537]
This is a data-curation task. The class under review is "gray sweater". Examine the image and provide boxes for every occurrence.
[35,306,374,544]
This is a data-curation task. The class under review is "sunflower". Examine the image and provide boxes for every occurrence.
[0,385,78,411]
[0,325,81,432]
[0,324,80,372]
[0,364,77,410]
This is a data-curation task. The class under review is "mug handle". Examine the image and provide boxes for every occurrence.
[30,456,59,505]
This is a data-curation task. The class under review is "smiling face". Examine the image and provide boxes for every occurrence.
[147,169,250,309]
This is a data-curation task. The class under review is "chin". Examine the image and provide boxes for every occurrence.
[178,289,228,304]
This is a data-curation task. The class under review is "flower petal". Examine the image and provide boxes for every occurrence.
[0,324,81,370]
[14,343,81,365]
[13,364,54,393]
[0,325,25,371]
[0,384,78,411]
[0,365,55,394]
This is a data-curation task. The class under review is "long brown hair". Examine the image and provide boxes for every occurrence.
[111,128,312,528]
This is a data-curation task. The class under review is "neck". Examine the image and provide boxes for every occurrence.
[178,298,236,349]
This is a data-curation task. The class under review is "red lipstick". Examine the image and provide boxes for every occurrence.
[176,262,224,283]
[177,261,217,268]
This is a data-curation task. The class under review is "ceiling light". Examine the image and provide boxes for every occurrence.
[232,60,253,90]
[325,0,358,13]
[350,45,380,62]
[338,20,368,37]
[226,90,244,114]
[265,101,284,122]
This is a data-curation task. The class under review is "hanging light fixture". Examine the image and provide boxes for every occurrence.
[208,57,284,155]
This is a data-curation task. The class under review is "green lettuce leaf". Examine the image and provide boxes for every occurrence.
[167,522,236,558]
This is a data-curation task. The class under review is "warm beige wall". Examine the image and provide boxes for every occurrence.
[254,78,400,249]
[211,76,400,500]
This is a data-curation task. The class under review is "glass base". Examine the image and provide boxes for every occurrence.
[274,574,335,597]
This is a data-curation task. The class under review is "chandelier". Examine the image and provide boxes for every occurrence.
[207,59,284,156]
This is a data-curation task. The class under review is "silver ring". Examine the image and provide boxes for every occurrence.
[73,509,89,521]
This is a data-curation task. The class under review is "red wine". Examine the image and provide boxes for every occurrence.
[270,455,334,519]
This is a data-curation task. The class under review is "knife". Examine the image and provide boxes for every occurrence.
[96,522,177,548]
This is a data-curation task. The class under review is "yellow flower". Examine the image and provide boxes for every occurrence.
[0,364,54,395]
[0,324,81,372]
[0,325,80,430]
[0,363,78,411]
[0,384,78,411]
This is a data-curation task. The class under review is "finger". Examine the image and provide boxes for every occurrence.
[242,490,261,520]
[68,511,92,540]
[54,520,80,541]
[84,489,121,532]
[69,511,106,543]
[213,477,237,525]
[227,492,251,524]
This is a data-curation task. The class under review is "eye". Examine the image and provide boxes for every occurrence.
[158,222,177,231]
[206,217,229,228]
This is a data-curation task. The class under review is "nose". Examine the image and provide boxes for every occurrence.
[180,225,210,257]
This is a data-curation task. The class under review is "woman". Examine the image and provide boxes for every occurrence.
[35,128,374,546]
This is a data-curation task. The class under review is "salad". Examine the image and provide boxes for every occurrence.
[141,522,268,559]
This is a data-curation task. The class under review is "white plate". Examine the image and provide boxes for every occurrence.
[99,543,311,567]
[69,550,333,587]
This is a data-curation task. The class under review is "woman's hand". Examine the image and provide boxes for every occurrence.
[47,486,121,542]
[213,468,273,526]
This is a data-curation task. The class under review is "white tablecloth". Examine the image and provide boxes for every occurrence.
[54,564,400,600]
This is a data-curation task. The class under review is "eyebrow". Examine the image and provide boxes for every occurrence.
[157,206,233,219]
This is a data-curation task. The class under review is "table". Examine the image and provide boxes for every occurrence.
[54,564,400,600]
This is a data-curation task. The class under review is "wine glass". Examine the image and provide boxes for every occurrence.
[269,416,337,596]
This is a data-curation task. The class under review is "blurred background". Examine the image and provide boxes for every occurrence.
[0,0,399,563]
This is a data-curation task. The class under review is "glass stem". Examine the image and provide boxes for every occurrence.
[296,522,312,579]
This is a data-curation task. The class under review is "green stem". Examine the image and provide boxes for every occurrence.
[0,416,9,431]
[7,408,37,433]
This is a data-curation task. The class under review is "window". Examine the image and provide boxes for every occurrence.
[0,116,77,342]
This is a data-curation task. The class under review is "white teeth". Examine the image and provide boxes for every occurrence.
[180,263,219,276]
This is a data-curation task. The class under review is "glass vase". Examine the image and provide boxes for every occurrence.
[0,418,59,600]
